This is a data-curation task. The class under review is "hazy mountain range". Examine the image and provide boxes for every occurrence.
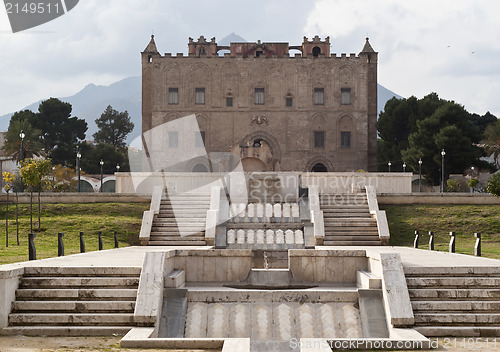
[0,78,402,143]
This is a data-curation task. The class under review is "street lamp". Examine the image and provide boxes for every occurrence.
[418,158,422,193]
[100,159,104,193]
[441,149,446,193]
[76,149,81,193]
[388,161,392,173]
[403,162,406,173]
[116,164,120,172]
[19,131,25,161]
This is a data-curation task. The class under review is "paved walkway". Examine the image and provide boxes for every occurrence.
[1,245,498,272]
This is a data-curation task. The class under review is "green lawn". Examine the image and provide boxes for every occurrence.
[0,203,149,265]
[0,202,499,265]
[382,204,500,259]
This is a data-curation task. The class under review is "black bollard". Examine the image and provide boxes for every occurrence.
[28,233,36,261]
[428,231,434,251]
[114,231,119,248]
[98,231,103,251]
[474,232,481,257]
[80,232,85,253]
[449,232,456,253]
[57,233,64,256]
[413,231,419,248]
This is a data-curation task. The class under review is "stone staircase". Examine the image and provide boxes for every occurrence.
[149,194,210,246]
[3,267,141,336]
[405,268,500,337]
[320,193,381,246]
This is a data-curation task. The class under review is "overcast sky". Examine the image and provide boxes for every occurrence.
[1,0,500,118]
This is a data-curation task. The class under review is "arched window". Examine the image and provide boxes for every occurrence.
[312,46,321,57]
[311,163,328,172]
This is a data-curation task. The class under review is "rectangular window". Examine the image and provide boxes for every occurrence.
[341,131,351,148]
[169,131,178,148]
[195,131,206,148]
[168,88,178,105]
[286,97,293,107]
[226,97,233,107]
[255,88,265,105]
[195,88,205,105]
[314,88,324,105]
[341,88,351,105]
[314,131,325,148]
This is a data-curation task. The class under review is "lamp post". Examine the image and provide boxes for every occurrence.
[116,164,120,172]
[388,161,391,173]
[418,158,422,193]
[441,149,446,193]
[100,159,104,193]
[19,131,25,161]
[19,131,25,192]
[76,149,81,193]
[470,166,475,194]
[403,162,406,173]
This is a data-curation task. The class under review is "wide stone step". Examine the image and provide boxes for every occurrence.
[323,235,381,242]
[150,231,205,237]
[415,326,500,337]
[322,240,381,246]
[412,300,500,312]
[325,219,376,225]
[414,313,500,325]
[320,206,369,211]
[23,267,141,277]
[16,289,137,301]
[12,300,135,313]
[8,313,135,326]
[20,277,139,289]
[154,218,206,223]
[0,326,135,337]
[406,277,500,288]
[404,267,500,277]
[149,235,206,241]
[409,289,500,300]
[324,232,379,237]
[152,224,205,229]
[325,226,378,232]
[148,240,207,246]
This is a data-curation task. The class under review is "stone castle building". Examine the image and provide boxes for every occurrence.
[141,35,377,172]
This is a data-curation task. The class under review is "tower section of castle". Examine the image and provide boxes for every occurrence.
[141,35,378,172]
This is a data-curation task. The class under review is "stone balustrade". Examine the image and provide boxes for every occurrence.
[229,203,300,223]
[227,229,304,249]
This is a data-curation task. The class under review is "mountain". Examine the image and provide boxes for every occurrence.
[378,85,403,115]
[0,77,402,143]
[0,76,142,143]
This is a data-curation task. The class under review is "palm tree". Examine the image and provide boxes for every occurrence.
[2,119,44,162]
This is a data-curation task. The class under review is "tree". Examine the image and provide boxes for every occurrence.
[31,98,87,166]
[2,172,15,247]
[481,119,500,167]
[2,111,43,162]
[51,164,78,192]
[19,159,52,232]
[80,143,129,174]
[402,103,482,184]
[93,105,134,149]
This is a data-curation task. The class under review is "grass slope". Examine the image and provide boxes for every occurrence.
[0,203,148,265]
[382,204,500,259]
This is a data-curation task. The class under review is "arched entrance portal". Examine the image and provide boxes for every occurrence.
[311,163,328,172]
[235,131,282,171]
[241,157,267,172]
[192,164,209,172]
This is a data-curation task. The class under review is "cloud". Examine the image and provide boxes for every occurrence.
[303,0,500,116]
[0,0,316,116]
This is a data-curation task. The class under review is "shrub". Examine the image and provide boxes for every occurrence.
[486,173,500,197]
